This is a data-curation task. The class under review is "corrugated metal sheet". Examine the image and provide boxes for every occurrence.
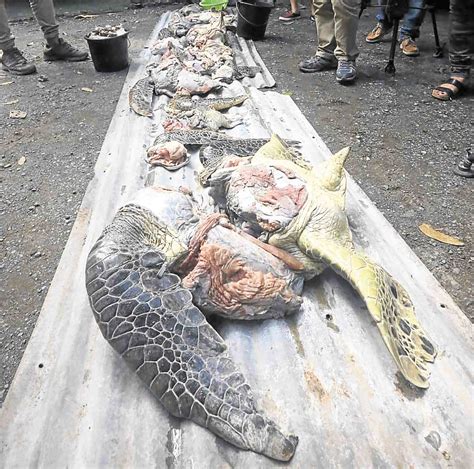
[1,12,473,469]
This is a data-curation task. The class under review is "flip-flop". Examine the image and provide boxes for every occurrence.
[432,78,466,101]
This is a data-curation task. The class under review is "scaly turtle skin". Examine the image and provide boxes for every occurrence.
[209,135,437,389]
[149,129,299,186]
[163,95,248,132]
[166,95,248,114]
[129,8,262,118]
[85,187,299,461]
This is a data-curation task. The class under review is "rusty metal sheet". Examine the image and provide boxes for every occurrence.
[1,14,473,469]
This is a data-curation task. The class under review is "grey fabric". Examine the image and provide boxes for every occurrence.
[449,0,474,76]
[0,0,58,51]
[0,0,14,50]
[312,0,361,62]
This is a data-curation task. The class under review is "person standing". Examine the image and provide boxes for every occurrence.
[366,0,426,57]
[298,0,360,84]
[279,0,301,21]
[432,0,473,101]
[0,0,88,76]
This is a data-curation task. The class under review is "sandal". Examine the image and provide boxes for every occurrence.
[432,78,466,101]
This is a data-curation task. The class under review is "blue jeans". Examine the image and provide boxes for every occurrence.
[375,0,426,39]
[449,0,474,76]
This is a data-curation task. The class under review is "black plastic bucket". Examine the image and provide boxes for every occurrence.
[236,1,273,40]
[86,32,129,73]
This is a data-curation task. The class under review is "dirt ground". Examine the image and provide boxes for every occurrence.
[0,2,472,405]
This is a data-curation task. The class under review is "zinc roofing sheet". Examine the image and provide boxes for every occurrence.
[1,12,473,469]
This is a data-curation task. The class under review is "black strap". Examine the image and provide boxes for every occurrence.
[445,78,466,91]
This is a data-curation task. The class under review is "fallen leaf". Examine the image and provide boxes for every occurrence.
[75,14,99,19]
[1,81,14,86]
[9,110,27,119]
[81,87,93,93]
[419,223,464,246]
[18,156,26,166]
[3,99,19,105]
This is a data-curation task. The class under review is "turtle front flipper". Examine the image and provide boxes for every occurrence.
[86,220,298,461]
[298,232,436,388]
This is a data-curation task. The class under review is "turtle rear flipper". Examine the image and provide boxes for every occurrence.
[299,232,436,388]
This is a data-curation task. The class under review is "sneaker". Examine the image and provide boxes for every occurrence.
[310,15,315,22]
[336,60,357,84]
[1,47,37,75]
[298,55,337,73]
[366,22,392,43]
[279,10,301,22]
[400,37,419,56]
[44,38,89,62]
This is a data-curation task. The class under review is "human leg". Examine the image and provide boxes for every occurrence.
[399,0,425,39]
[333,0,360,83]
[279,0,301,21]
[367,0,393,43]
[432,0,474,100]
[332,0,359,62]
[28,0,59,43]
[298,0,337,72]
[0,0,15,51]
[313,0,337,60]
[0,0,37,74]
[27,0,88,61]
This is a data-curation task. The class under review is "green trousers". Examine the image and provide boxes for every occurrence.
[0,0,59,51]
[312,0,361,62]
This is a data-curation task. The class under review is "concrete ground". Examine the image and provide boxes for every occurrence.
[0,1,472,405]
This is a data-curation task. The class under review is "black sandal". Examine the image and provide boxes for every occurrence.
[432,78,466,101]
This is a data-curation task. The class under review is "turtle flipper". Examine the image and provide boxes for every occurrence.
[86,223,297,461]
[299,232,436,388]
[129,77,154,117]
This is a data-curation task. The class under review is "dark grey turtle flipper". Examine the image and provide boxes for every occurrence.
[85,207,298,461]
[129,77,154,117]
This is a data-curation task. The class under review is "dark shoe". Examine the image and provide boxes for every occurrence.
[279,10,301,22]
[366,22,392,43]
[1,47,37,75]
[336,60,357,84]
[44,38,88,62]
[298,55,337,73]
[453,149,474,178]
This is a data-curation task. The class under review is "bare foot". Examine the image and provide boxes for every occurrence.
[432,76,466,100]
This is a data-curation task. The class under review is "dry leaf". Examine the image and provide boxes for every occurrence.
[3,99,19,105]
[9,110,27,119]
[1,81,13,86]
[419,223,464,246]
[18,156,26,166]
[81,87,93,93]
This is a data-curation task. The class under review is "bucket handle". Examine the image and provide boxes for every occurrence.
[236,2,270,28]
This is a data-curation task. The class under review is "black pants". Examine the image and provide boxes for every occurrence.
[450,0,474,75]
